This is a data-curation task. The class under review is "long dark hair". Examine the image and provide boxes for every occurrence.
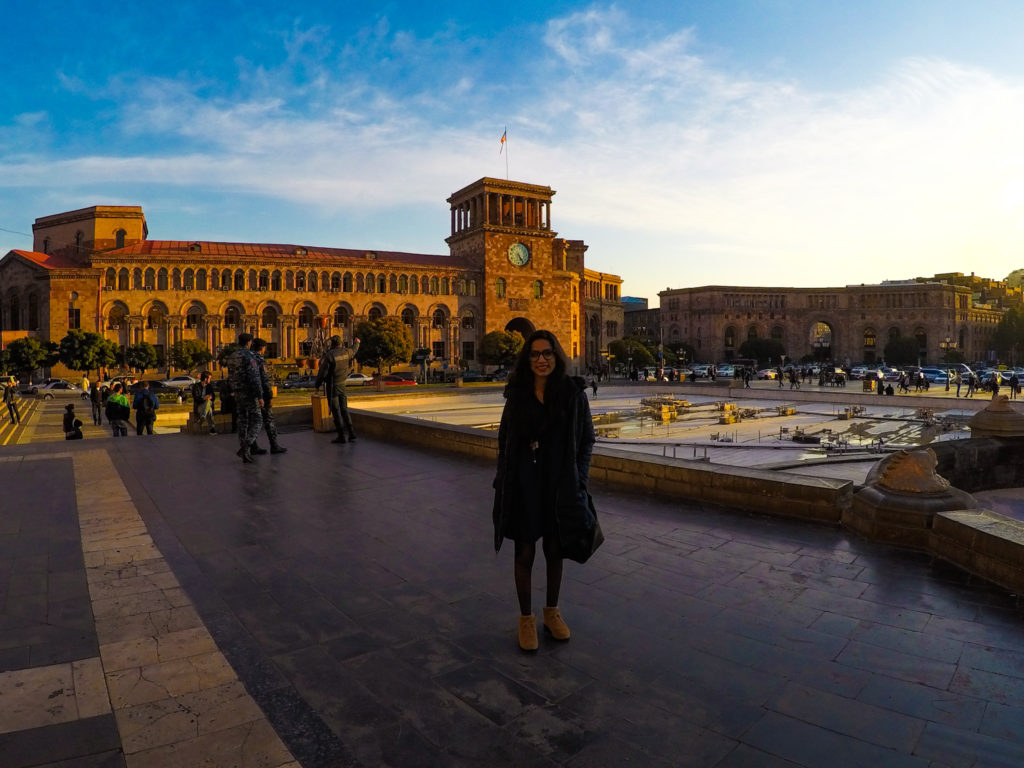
[507,329,570,396]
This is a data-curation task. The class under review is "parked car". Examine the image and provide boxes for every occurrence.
[33,380,88,400]
[756,369,777,380]
[380,374,417,386]
[130,380,184,395]
[345,372,373,386]
[159,374,199,389]
[282,376,318,390]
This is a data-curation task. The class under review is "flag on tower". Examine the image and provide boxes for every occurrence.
[499,128,507,154]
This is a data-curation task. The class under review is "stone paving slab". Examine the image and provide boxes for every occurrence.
[4,427,1024,765]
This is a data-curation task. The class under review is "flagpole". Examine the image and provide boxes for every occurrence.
[504,126,509,180]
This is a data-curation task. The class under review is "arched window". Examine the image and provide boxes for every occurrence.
[533,280,543,299]
[8,297,19,330]
[430,276,440,295]
[401,307,415,326]
[334,306,349,327]
[258,271,269,290]
[196,269,207,290]
[248,270,258,290]
[331,273,341,291]
[147,304,165,330]
[398,275,409,293]
[183,269,195,290]
[321,272,329,291]
[343,272,353,292]
[285,271,295,290]
[115,229,126,249]
[271,271,281,291]
[108,304,125,330]
[366,273,375,294]
[495,278,506,299]
[421,275,429,294]
[724,326,736,348]
[298,307,314,328]
[355,273,364,292]
[461,310,475,330]
[863,328,876,348]
[105,268,116,288]
[186,306,203,329]
[308,272,318,292]
[261,307,277,328]
[296,271,306,291]
[224,306,241,328]
[440,277,450,295]
[378,274,387,293]
[145,268,156,289]
[389,274,399,293]
[432,309,446,328]
[468,280,477,297]
[410,275,419,294]
[747,325,758,340]
[368,306,383,321]
[221,269,231,289]
[455,278,466,295]
[157,269,169,291]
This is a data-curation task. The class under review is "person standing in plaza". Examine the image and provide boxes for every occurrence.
[493,330,598,652]
[226,333,264,463]
[132,381,159,435]
[3,382,20,425]
[89,382,103,425]
[191,371,218,434]
[104,383,130,437]
[315,334,361,444]
[250,338,286,454]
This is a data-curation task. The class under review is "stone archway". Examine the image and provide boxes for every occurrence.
[505,317,534,339]
[809,321,833,361]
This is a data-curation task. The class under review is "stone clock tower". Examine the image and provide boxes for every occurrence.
[446,177,582,366]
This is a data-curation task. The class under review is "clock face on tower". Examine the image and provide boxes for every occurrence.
[508,242,530,267]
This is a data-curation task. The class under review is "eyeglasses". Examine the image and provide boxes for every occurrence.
[529,349,554,360]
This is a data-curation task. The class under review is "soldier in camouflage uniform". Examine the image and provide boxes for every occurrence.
[227,333,264,463]
[250,338,286,454]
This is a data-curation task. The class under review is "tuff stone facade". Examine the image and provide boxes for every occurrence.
[1,179,623,374]
[659,281,1003,365]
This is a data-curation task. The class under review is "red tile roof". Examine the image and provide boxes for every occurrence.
[107,241,464,269]
[9,249,82,270]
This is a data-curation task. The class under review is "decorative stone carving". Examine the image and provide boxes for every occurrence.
[874,448,951,495]
[968,394,1024,438]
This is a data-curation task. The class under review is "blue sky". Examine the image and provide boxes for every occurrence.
[4,1,1024,305]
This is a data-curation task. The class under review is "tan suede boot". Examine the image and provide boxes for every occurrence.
[542,606,571,641]
[518,614,538,651]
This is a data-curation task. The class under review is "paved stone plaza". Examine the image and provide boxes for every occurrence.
[4,418,1024,766]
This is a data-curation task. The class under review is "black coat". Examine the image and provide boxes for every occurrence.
[492,376,596,558]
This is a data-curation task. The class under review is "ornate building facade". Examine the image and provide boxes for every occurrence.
[0,178,623,373]
[659,280,1004,366]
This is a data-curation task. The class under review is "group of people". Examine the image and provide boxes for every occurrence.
[226,333,287,462]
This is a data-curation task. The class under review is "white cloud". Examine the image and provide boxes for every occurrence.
[5,6,1024,301]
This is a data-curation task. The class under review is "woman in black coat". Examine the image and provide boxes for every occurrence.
[493,330,596,651]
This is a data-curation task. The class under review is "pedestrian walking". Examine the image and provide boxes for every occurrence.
[104,383,131,437]
[315,334,361,444]
[191,371,218,433]
[226,333,264,463]
[3,382,21,425]
[250,338,286,454]
[132,381,159,435]
[492,330,601,652]
[589,377,598,399]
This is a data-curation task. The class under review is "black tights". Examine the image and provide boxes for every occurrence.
[514,537,563,615]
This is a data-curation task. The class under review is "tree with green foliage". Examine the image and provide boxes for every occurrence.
[56,330,118,377]
[122,342,158,373]
[477,330,525,368]
[354,317,413,372]
[608,336,654,370]
[992,306,1024,365]
[5,337,55,376]
[883,335,921,366]
[170,339,213,374]
[738,338,786,367]
[0,348,9,374]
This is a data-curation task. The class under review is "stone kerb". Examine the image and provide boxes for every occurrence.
[931,511,1024,597]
